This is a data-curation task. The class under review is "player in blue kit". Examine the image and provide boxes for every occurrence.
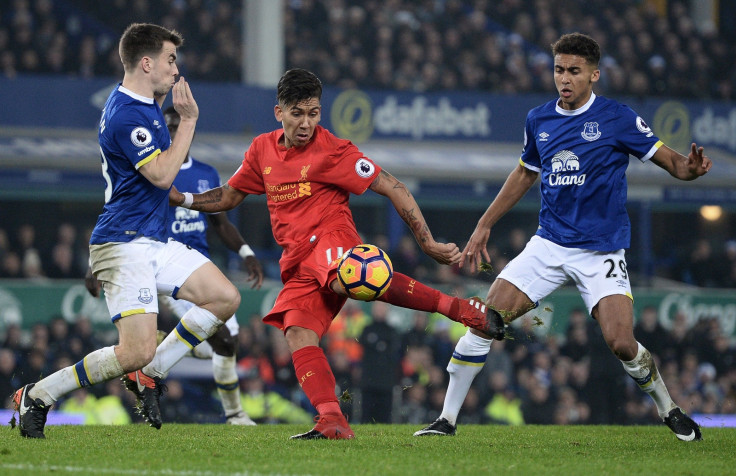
[11,23,241,439]
[85,106,265,426]
[414,33,711,441]
[157,106,264,425]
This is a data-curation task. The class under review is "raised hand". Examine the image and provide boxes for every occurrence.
[687,142,712,177]
[171,76,199,121]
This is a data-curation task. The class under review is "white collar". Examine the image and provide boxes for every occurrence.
[555,92,596,116]
[118,84,154,104]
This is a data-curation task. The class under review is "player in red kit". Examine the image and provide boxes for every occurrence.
[170,69,504,439]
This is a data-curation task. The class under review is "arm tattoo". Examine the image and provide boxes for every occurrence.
[194,187,224,210]
[376,170,411,197]
[401,207,430,243]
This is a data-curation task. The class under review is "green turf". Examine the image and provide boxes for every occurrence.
[0,423,734,475]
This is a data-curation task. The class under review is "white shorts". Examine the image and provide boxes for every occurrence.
[497,235,633,313]
[90,237,209,323]
[162,295,239,336]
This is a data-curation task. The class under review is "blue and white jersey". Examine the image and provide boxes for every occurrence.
[520,93,662,251]
[167,157,221,257]
[91,85,171,244]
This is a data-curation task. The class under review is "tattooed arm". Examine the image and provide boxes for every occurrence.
[170,183,248,213]
[369,169,461,265]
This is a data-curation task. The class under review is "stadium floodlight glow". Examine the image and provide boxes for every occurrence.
[699,205,723,221]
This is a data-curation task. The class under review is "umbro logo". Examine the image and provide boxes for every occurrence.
[539,132,550,141]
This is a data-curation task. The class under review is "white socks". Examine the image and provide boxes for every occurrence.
[440,330,493,425]
[143,306,223,378]
[30,346,123,405]
[212,353,243,416]
[621,342,677,419]
[191,340,215,359]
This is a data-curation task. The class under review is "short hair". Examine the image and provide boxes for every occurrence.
[163,106,178,117]
[551,33,600,67]
[118,23,183,71]
[277,68,322,108]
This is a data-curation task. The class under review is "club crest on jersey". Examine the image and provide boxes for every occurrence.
[581,122,601,142]
[138,288,154,304]
[355,158,375,178]
[130,127,153,147]
[197,180,210,193]
[549,150,586,186]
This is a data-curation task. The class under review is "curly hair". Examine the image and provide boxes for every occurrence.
[551,33,600,67]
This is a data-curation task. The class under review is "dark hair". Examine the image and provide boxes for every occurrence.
[119,23,183,70]
[551,33,600,67]
[163,106,177,117]
[277,68,322,107]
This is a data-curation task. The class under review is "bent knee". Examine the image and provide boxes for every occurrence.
[116,342,156,371]
[607,337,637,361]
[222,284,241,314]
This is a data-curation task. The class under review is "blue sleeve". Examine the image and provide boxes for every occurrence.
[614,104,662,162]
[520,111,541,172]
[112,108,167,170]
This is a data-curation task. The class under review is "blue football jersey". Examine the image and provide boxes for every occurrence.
[166,158,221,257]
[91,85,171,244]
[520,93,662,251]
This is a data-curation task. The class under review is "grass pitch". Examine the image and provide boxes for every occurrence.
[0,423,734,475]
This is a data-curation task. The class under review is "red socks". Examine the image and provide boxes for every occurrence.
[292,345,340,414]
[378,272,456,316]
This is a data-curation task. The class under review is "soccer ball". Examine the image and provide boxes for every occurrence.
[337,244,393,301]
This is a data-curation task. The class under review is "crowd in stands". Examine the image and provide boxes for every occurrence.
[0,224,90,279]
[3,221,735,289]
[1,292,734,427]
[1,0,735,101]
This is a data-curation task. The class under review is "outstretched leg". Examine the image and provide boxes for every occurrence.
[595,295,701,441]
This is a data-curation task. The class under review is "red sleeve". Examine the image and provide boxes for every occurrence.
[322,136,381,195]
[227,137,265,194]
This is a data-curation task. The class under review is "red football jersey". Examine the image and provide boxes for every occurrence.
[228,126,381,273]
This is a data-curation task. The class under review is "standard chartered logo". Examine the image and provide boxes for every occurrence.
[652,101,690,152]
[331,90,374,143]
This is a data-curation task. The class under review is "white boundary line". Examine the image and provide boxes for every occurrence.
[0,463,314,476]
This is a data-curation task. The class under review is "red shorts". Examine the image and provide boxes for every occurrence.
[264,229,362,338]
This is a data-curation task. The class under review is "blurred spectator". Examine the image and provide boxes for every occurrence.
[159,379,199,424]
[45,223,84,279]
[521,375,556,424]
[634,305,671,361]
[238,368,312,424]
[1,323,25,360]
[484,370,523,425]
[0,348,22,407]
[399,383,429,424]
[0,251,22,278]
[359,301,401,423]
[682,239,720,287]
[15,224,44,278]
